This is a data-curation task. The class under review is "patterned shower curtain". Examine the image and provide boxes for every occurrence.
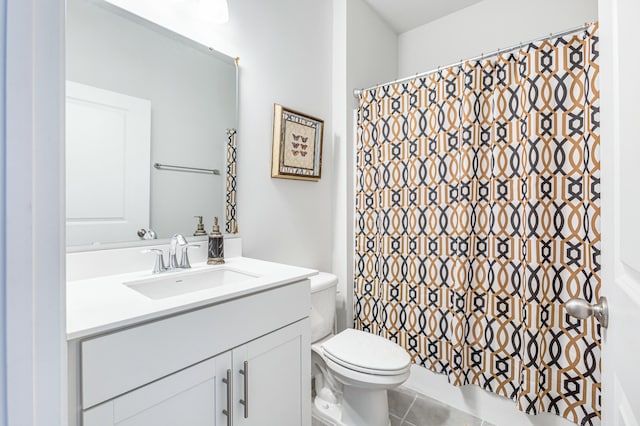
[354,24,600,425]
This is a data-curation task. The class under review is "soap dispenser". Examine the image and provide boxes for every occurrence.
[207,217,224,265]
[193,216,207,236]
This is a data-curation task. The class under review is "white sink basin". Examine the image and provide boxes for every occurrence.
[124,267,259,300]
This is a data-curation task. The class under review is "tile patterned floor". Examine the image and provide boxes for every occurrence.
[313,386,495,426]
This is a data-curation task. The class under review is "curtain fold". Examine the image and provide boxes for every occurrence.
[354,24,600,425]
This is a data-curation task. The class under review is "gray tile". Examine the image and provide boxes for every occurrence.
[388,387,417,418]
[446,407,483,426]
[311,416,332,426]
[311,385,490,426]
[390,414,404,426]
[403,395,452,425]
[403,394,482,426]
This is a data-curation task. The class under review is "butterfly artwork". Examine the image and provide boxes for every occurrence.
[290,134,310,158]
[271,104,324,181]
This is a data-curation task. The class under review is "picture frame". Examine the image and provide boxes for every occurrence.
[271,104,324,181]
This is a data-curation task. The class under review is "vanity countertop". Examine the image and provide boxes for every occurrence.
[66,256,317,340]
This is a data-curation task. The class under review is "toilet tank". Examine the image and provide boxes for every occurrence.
[309,272,338,343]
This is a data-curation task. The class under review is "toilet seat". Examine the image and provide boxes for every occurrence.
[321,329,411,376]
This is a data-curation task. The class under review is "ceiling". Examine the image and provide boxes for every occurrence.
[363,0,485,33]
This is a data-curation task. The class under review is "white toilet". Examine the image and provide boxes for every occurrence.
[310,272,411,426]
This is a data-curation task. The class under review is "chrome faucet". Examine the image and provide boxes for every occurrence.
[142,234,200,274]
[168,234,188,270]
[169,234,200,270]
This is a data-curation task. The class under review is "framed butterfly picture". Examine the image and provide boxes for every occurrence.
[271,104,324,181]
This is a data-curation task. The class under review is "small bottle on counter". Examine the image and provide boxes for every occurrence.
[193,215,207,236]
[207,217,224,265]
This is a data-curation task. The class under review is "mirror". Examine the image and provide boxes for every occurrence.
[65,0,237,247]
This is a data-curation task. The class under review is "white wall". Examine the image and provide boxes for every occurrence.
[331,0,349,328]
[397,1,599,425]
[224,0,334,270]
[4,0,66,424]
[67,0,235,242]
[399,0,599,77]
[347,0,398,92]
[331,0,398,330]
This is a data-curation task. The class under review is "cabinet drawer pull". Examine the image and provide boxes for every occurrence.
[239,361,249,418]
[222,369,232,425]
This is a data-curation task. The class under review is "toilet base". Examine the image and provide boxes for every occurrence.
[312,389,391,426]
[313,395,343,425]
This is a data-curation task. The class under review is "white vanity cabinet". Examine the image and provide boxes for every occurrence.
[83,354,226,426]
[232,321,307,426]
[69,280,311,426]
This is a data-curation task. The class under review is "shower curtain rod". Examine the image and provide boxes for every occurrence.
[352,22,592,98]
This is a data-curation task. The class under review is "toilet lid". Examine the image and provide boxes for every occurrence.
[321,329,411,375]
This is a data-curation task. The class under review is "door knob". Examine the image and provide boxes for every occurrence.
[566,296,608,328]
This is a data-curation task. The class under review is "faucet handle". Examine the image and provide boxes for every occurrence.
[142,249,166,274]
[179,244,200,269]
[172,233,188,246]
[168,234,188,270]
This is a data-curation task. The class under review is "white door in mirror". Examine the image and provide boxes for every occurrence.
[66,81,151,246]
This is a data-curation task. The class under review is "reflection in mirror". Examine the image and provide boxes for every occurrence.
[65,0,237,247]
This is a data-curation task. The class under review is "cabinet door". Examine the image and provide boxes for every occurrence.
[233,319,310,426]
[84,352,232,426]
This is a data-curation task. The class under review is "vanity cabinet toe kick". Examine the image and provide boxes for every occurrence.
[68,279,312,426]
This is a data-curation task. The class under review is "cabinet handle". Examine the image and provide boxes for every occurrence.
[239,361,249,418]
[222,369,233,425]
